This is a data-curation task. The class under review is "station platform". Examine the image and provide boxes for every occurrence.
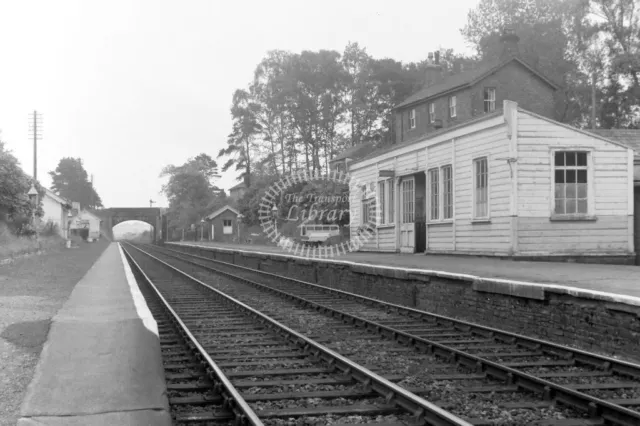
[172,241,640,301]
[18,243,171,426]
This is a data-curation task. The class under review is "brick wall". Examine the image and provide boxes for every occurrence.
[395,60,556,144]
[471,62,555,119]
[173,243,640,363]
[396,88,474,143]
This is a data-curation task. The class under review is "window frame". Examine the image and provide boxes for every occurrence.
[409,109,416,129]
[427,164,454,223]
[449,96,457,118]
[428,168,439,220]
[549,148,595,220]
[472,157,490,220]
[484,87,496,113]
[222,219,233,234]
[442,165,453,220]
[429,102,435,123]
[361,184,376,226]
[376,178,395,227]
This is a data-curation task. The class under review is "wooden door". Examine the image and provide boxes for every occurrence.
[400,178,415,253]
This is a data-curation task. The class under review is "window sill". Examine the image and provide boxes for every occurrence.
[376,224,395,229]
[550,214,597,222]
[471,218,491,224]
[427,220,454,226]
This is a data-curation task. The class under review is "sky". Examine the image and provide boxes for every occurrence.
[0,0,478,209]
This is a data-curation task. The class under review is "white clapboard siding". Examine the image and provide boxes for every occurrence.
[453,125,511,220]
[518,217,629,253]
[427,141,452,168]
[516,110,632,255]
[454,216,512,252]
[427,223,453,251]
[517,111,629,217]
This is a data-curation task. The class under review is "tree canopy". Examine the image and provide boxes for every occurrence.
[160,153,224,230]
[219,0,639,199]
[0,136,43,221]
[49,157,103,209]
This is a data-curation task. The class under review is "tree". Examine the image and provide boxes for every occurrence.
[49,158,103,209]
[0,136,42,221]
[160,154,220,230]
[218,89,261,188]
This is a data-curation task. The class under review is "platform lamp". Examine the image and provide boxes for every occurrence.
[27,184,40,248]
[200,219,205,241]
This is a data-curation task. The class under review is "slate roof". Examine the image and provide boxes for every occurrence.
[205,205,239,220]
[395,57,560,110]
[587,129,640,160]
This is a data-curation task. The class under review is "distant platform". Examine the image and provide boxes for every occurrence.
[171,241,640,302]
[18,243,171,426]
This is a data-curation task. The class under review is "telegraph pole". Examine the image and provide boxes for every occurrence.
[28,111,43,181]
[28,111,43,248]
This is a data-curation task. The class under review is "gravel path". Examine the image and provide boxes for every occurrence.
[0,239,109,426]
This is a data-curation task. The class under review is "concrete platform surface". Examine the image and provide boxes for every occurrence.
[173,241,640,299]
[18,243,171,426]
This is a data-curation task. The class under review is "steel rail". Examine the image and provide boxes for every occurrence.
[164,244,640,379]
[126,243,473,426]
[156,244,640,426]
[121,245,264,426]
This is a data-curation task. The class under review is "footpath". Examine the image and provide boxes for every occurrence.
[0,240,109,426]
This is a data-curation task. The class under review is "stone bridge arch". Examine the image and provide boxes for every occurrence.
[93,207,167,243]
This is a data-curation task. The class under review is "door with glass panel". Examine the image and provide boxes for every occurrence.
[399,177,415,253]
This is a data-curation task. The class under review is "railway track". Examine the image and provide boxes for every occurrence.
[135,242,640,426]
[123,244,471,426]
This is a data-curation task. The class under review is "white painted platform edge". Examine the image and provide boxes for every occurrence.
[118,243,159,336]
[171,242,640,308]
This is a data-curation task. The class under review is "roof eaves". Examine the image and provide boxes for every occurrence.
[206,205,240,220]
[394,82,472,110]
[351,110,504,166]
[519,108,636,152]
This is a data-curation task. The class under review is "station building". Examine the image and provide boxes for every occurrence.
[41,188,72,237]
[204,205,240,242]
[344,30,639,264]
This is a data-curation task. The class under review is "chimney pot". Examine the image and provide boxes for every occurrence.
[434,51,440,65]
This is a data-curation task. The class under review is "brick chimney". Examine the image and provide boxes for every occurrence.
[424,52,443,88]
[500,28,520,60]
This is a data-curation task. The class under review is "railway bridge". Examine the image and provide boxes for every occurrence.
[93,207,167,243]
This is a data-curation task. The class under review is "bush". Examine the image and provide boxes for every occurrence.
[0,220,64,259]
[41,221,59,237]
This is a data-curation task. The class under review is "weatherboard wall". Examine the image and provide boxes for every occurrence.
[515,110,634,258]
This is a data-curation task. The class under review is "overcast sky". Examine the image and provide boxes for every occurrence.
[0,0,478,208]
